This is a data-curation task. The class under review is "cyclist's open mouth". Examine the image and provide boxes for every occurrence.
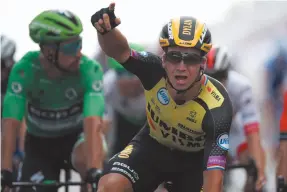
[175,75,187,85]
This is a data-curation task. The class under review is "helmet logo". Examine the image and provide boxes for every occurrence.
[199,24,207,44]
[168,22,173,40]
[182,20,192,36]
[178,19,193,41]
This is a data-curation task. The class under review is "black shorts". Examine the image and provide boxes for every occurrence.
[111,112,145,156]
[104,127,204,192]
[18,130,82,192]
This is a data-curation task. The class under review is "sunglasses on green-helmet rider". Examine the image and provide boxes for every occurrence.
[165,51,203,65]
[48,37,82,56]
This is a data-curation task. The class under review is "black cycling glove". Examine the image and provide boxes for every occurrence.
[91,7,119,35]
[85,168,103,184]
[1,170,13,190]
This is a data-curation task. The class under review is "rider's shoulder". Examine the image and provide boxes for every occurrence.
[14,51,40,67]
[10,51,39,75]
[200,75,232,110]
[79,55,103,74]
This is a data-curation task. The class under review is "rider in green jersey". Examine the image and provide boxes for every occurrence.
[1,10,105,192]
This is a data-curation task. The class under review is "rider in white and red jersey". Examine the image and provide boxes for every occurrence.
[205,45,266,191]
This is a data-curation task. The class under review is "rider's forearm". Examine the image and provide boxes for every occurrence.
[97,28,130,63]
[247,133,265,171]
[18,119,27,151]
[203,170,223,192]
[1,119,21,170]
[84,117,104,169]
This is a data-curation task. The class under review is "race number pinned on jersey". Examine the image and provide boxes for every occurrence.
[92,80,103,92]
[217,133,229,150]
[11,82,23,94]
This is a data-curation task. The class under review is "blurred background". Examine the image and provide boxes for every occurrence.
[1,0,287,191]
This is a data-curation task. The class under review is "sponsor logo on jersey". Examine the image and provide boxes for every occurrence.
[151,98,161,113]
[92,80,103,92]
[28,102,83,120]
[177,123,202,135]
[147,102,205,149]
[207,156,226,170]
[217,133,229,150]
[112,162,139,183]
[118,145,133,159]
[207,86,222,102]
[211,90,221,101]
[65,88,78,100]
[186,110,197,123]
[11,82,23,94]
[157,88,169,105]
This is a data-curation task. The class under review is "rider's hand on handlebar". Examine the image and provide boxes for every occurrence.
[1,170,13,191]
[91,3,121,34]
[85,168,102,184]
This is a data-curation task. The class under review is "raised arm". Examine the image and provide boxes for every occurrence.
[91,3,130,63]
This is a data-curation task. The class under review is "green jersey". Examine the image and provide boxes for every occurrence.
[2,51,105,137]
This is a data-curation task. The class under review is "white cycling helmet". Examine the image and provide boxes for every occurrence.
[205,45,231,80]
[1,35,16,60]
[206,45,231,72]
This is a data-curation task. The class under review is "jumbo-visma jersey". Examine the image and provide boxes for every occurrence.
[146,76,224,152]
[121,50,233,170]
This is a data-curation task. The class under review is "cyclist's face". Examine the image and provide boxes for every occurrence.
[162,47,206,90]
[116,74,143,98]
[45,37,82,72]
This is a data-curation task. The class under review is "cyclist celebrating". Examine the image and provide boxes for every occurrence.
[1,10,105,192]
[205,45,266,191]
[103,43,147,157]
[91,3,233,192]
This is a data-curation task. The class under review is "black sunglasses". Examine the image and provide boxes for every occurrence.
[165,51,203,65]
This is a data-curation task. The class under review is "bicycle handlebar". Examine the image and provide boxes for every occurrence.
[226,159,258,191]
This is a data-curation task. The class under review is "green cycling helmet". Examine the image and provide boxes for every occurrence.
[108,43,145,72]
[29,10,83,43]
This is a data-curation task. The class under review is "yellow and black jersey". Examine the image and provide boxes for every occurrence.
[120,50,233,170]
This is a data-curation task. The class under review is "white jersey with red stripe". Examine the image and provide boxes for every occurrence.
[225,70,260,158]
[103,69,146,125]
